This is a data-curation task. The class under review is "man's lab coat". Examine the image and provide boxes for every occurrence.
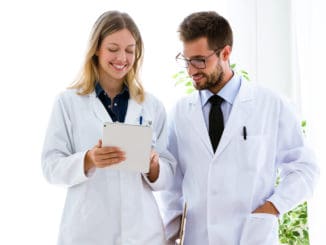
[161,79,319,245]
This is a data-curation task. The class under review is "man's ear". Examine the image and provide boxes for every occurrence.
[221,45,232,61]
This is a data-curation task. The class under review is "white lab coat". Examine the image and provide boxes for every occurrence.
[42,89,175,245]
[160,79,319,245]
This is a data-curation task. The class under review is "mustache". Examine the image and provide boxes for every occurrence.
[192,72,207,77]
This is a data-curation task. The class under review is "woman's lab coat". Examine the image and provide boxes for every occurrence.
[42,89,175,245]
[161,78,319,245]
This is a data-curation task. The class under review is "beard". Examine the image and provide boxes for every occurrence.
[193,63,224,91]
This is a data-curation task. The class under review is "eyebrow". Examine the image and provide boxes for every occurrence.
[190,55,206,59]
[182,54,206,60]
[108,43,136,48]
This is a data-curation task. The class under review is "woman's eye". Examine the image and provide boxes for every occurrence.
[126,49,135,54]
[108,49,118,52]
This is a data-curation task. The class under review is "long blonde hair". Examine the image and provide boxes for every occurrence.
[70,11,145,103]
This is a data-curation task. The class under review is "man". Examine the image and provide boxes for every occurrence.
[161,11,319,245]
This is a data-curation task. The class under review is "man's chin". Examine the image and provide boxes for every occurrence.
[193,80,207,90]
[194,85,208,91]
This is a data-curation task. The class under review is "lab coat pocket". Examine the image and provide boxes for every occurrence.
[235,134,270,172]
[240,213,278,245]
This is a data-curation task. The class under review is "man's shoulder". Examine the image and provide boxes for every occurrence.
[243,81,296,116]
[167,92,198,118]
[175,92,198,106]
[244,80,284,103]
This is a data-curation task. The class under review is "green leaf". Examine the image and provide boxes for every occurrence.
[301,120,307,128]
[240,70,248,75]
[243,74,250,81]
[186,88,195,94]
[172,73,178,79]
[292,231,300,237]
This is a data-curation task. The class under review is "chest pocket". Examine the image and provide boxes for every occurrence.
[138,111,156,147]
[233,134,270,172]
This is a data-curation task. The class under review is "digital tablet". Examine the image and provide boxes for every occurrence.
[102,122,153,173]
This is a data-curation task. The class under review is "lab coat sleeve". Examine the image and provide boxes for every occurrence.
[267,100,319,215]
[41,93,89,187]
[158,105,184,240]
[143,98,176,191]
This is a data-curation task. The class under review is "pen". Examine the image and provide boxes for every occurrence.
[139,116,143,125]
[243,126,247,140]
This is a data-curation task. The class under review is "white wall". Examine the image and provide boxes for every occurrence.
[228,0,292,99]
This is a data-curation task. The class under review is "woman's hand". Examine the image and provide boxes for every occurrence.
[147,150,160,182]
[84,139,125,173]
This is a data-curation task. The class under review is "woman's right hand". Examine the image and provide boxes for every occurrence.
[84,139,125,173]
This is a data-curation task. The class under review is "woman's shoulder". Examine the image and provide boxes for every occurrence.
[143,92,163,106]
[53,88,94,110]
[140,92,166,115]
[56,88,93,101]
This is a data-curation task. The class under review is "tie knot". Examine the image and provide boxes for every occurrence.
[209,95,223,106]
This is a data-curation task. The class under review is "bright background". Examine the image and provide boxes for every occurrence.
[0,0,325,244]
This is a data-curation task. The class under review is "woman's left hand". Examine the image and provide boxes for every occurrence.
[147,150,160,182]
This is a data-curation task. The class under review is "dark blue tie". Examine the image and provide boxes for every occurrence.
[209,95,224,152]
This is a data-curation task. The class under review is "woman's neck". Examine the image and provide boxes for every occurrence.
[99,76,124,100]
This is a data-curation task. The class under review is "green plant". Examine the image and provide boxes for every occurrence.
[172,70,195,94]
[230,63,250,81]
[279,202,309,245]
[173,67,310,244]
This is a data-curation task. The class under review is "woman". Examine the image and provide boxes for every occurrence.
[42,10,174,245]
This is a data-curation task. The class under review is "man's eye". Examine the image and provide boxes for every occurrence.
[191,59,204,63]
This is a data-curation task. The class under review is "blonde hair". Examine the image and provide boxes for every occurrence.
[70,10,145,103]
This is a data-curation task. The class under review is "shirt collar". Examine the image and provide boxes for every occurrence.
[95,82,130,99]
[200,72,241,106]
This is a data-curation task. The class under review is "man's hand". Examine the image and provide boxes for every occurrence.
[147,150,160,182]
[252,201,279,216]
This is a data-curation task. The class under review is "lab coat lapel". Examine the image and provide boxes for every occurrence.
[215,81,254,158]
[90,91,112,122]
[90,92,141,124]
[188,92,214,155]
[124,99,142,124]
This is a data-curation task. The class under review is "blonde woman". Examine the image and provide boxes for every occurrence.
[42,11,174,245]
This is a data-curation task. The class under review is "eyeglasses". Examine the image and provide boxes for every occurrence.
[176,49,220,69]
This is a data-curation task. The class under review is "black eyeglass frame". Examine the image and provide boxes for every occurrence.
[175,48,222,69]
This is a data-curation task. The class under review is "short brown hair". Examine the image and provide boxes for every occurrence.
[178,11,233,51]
